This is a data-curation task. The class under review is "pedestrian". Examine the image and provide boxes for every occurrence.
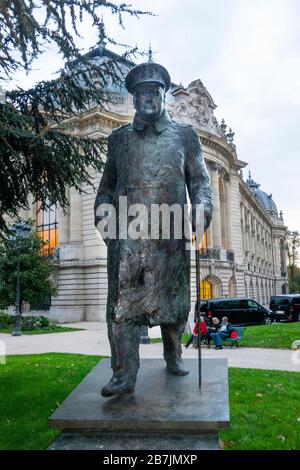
[185,316,207,348]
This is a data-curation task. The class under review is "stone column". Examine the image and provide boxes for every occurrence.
[59,208,70,244]
[58,187,83,261]
[219,178,226,248]
[206,225,213,248]
[59,188,70,245]
[224,175,232,250]
[69,187,82,244]
[209,163,222,248]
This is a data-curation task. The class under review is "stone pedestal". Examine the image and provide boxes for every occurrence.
[48,358,229,450]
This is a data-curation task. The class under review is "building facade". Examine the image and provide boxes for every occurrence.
[25,46,288,322]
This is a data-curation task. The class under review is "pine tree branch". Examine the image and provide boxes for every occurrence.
[0,0,153,78]
[0,0,154,235]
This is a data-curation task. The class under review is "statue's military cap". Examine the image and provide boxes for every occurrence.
[125,62,171,95]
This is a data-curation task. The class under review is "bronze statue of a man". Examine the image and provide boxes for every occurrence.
[94,62,213,397]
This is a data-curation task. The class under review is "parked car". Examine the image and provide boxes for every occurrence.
[269,295,300,322]
[196,297,274,326]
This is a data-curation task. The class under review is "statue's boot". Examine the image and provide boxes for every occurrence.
[161,321,189,376]
[101,371,134,397]
[166,358,189,376]
[103,318,141,397]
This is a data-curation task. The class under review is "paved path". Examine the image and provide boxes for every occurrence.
[1,322,299,372]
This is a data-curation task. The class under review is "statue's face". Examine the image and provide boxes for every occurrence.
[133,82,165,123]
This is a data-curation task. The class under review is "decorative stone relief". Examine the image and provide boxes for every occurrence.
[167,79,222,137]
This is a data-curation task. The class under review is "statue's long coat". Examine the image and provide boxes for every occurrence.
[95,111,213,327]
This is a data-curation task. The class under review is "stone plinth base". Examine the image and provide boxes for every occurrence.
[48,431,220,450]
[48,358,229,450]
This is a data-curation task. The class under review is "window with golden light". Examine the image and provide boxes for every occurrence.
[36,203,59,257]
[200,280,212,299]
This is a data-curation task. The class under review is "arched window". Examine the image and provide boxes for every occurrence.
[36,203,59,257]
[200,280,212,300]
[282,283,288,294]
[202,275,223,298]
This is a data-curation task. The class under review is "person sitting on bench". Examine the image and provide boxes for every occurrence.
[206,317,220,348]
[185,316,207,348]
[210,316,233,350]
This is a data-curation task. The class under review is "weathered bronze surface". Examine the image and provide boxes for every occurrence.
[94,62,213,396]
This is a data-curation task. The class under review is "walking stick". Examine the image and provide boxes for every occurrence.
[194,234,202,389]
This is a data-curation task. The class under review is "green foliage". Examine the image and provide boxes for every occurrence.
[0,325,83,334]
[0,1,151,235]
[39,315,49,328]
[0,97,106,234]
[0,1,150,78]
[288,265,300,294]
[21,315,49,331]
[286,230,300,293]
[0,226,56,310]
[293,273,300,293]
[0,311,13,327]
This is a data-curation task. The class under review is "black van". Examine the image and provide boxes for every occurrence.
[197,298,274,326]
[269,295,300,322]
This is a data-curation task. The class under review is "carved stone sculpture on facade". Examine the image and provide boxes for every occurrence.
[168,78,222,137]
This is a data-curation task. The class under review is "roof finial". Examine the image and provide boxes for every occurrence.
[246,170,260,190]
[226,127,235,145]
[220,118,227,136]
[98,13,106,55]
[148,42,153,63]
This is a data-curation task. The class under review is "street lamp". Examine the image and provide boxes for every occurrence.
[140,325,150,344]
[9,223,31,337]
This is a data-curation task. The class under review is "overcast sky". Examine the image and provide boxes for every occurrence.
[7,0,300,233]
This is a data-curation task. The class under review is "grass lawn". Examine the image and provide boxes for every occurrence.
[152,322,300,349]
[238,322,300,349]
[0,326,83,335]
[0,353,101,450]
[1,354,300,450]
[220,368,300,450]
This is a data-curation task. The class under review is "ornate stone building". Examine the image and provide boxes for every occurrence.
[26,45,288,322]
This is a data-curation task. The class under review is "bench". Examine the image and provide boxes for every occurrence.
[222,327,246,348]
[192,326,246,348]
